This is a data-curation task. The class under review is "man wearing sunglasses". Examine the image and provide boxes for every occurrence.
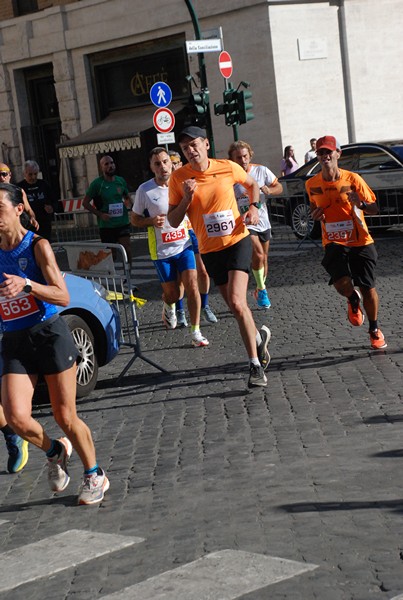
[306,135,386,350]
[0,164,38,231]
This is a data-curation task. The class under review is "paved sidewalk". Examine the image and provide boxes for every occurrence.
[1,231,403,599]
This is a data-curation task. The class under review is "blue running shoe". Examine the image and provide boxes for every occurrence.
[202,305,218,323]
[254,288,271,310]
[6,434,29,474]
[176,308,188,328]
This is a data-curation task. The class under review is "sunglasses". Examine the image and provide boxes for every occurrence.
[0,171,10,177]
[316,149,334,156]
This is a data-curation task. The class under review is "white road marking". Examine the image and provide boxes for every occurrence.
[0,529,143,593]
[100,549,317,599]
[0,520,9,526]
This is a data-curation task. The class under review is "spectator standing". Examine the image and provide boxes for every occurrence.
[229,140,283,310]
[18,160,57,241]
[83,155,133,267]
[305,138,317,163]
[0,163,38,231]
[306,135,387,350]
[280,145,299,176]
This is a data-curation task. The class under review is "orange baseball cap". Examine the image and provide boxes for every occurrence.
[316,135,341,152]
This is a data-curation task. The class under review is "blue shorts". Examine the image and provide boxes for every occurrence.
[189,229,199,254]
[153,245,196,283]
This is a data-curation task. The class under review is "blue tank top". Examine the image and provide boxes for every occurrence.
[0,230,58,332]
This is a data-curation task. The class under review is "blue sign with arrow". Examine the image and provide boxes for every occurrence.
[150,81,172,108]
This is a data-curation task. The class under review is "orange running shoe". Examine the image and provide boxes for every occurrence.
[347,298,364,326]
[369,329,387,350]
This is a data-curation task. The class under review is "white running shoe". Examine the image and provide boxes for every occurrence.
[47,437,72,493]
[162,304,177,329]
[78,468,110,505]
[191,331,209,347]
[257,325,271,371]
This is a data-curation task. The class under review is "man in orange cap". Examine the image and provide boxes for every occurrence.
[306,135,387,350]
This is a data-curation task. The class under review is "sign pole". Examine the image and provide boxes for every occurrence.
[218,52,239,143]
[184,0,216,157]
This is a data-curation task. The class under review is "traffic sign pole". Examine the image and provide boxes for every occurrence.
[184,0,215,158]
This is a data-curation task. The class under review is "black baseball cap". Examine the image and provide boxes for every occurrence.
[178,126,207,143]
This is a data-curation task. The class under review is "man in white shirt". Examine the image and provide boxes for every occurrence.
[131,147,208,347]
[304,138,317,163]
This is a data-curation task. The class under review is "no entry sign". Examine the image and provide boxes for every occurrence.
[218,51,233,79]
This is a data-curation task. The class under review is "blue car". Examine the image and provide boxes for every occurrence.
[57,273,121,397]
[0,273,121,398]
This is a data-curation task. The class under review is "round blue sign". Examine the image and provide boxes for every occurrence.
[150,81,172,108]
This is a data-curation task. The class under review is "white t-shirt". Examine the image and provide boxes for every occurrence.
[133,178,190,260]
[233,163,276,232]
[305,149,316,163]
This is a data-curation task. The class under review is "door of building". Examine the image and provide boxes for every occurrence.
[23,68,62,198]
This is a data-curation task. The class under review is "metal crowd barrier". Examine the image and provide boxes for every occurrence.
[52,241,168,383]
[54,210,100,243]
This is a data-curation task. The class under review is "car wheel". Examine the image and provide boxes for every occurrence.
[63,314,99,398]
[290,199,321,240]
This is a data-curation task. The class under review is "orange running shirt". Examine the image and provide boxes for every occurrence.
[305,169,376,247]
[169,159,250,254]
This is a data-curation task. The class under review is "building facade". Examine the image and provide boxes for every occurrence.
[0,0,402,197]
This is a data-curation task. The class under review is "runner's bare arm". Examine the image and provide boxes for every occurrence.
[168,178,196,228]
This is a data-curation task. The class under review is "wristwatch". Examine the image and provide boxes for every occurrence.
[250,202,261,209]
[23,278,32,293]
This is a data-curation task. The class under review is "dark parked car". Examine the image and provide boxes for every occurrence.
[269,142,403,239]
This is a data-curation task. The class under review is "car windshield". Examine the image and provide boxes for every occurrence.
[391,145,403,162]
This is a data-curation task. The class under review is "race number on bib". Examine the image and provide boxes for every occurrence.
[203,210,235,237]
[325,219,355,242]
[108,203,124,217]
[161,227,186,243]
[0,293,40,322]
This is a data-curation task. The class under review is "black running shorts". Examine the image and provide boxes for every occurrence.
[321,242,378,288]
[2,315,79,376]
[99,225,131,243]
[201,235,253,286]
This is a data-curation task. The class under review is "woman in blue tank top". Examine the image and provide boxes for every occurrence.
[0,183,109,505]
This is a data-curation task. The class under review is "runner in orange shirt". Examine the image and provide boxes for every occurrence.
[168,126,271,388]
[306,135,387,349]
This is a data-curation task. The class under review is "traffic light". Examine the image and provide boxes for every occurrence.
[223,88,239,126]
[214,88,240,126]
[185,90,209,127]
[237,89,254,124]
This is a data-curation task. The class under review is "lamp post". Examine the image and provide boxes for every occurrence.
[184,0,216,157]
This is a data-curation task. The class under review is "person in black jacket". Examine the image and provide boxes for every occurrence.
[18,160,57,241]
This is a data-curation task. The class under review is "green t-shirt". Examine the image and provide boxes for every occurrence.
[86,175,130,229]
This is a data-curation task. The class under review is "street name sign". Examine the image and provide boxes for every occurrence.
[186,39,222,54]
